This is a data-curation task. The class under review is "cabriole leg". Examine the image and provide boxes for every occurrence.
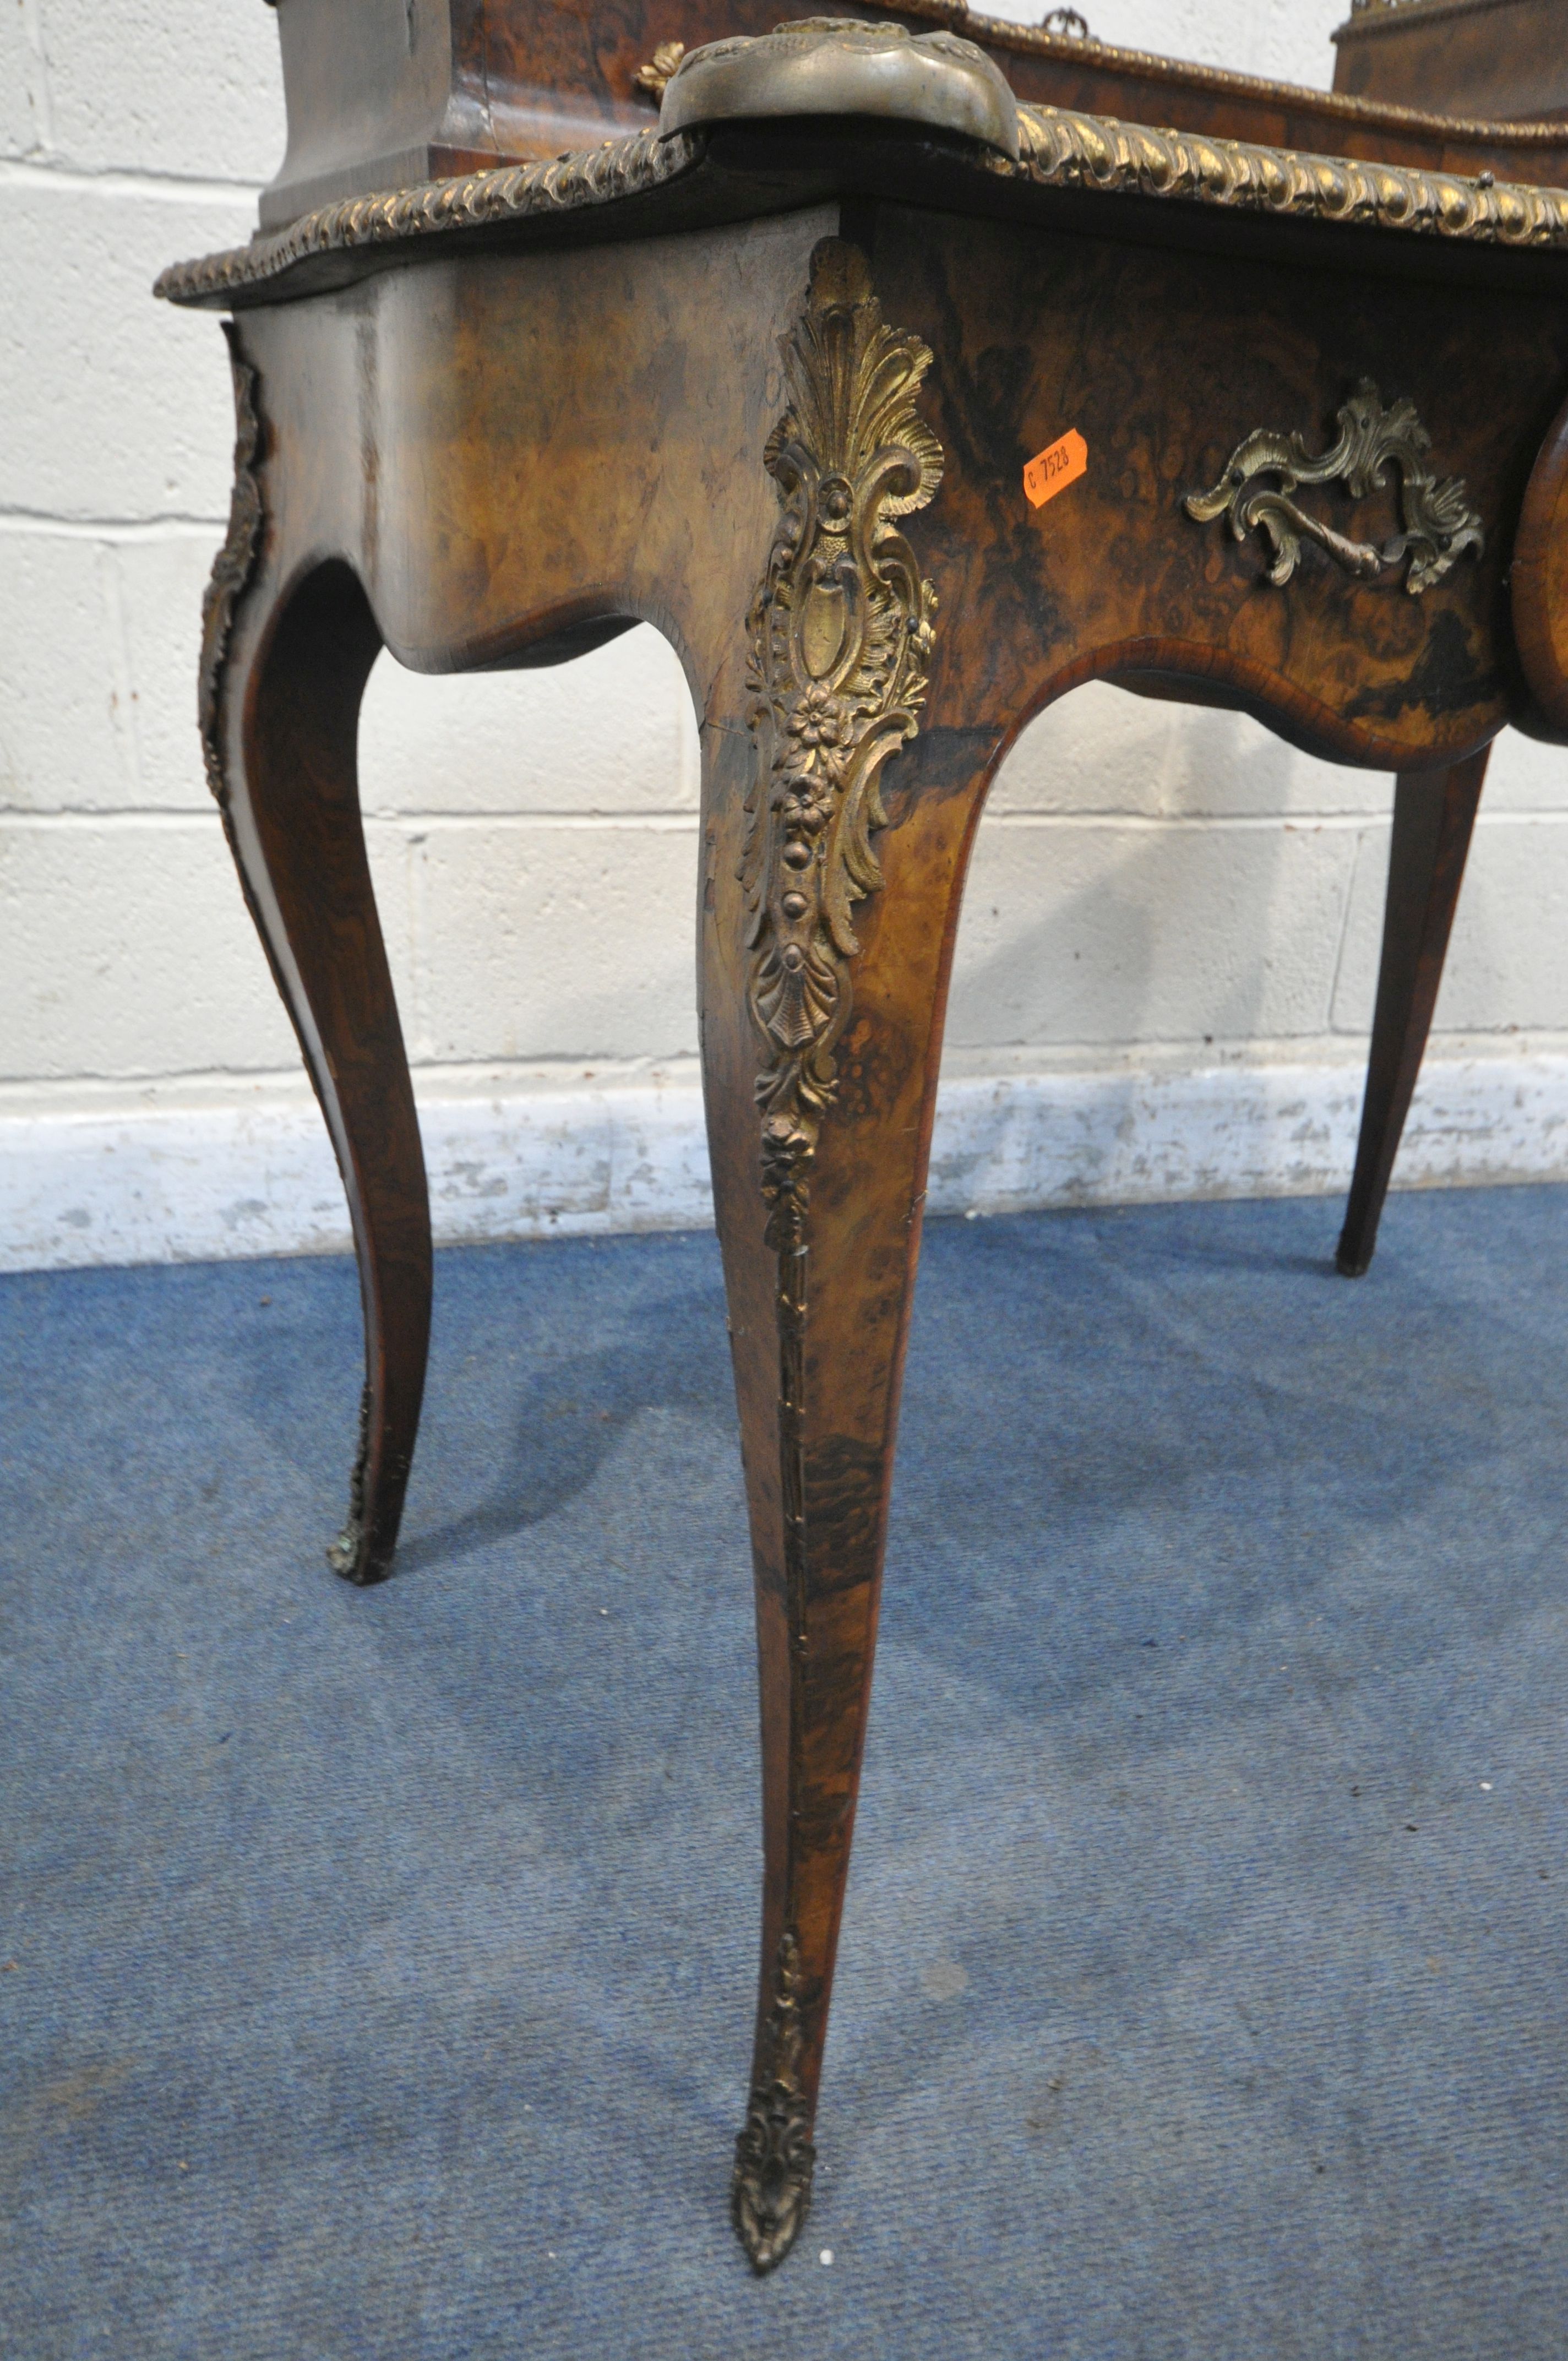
[1337,750,1489,1277]
[699,235,995,2272]
[704,705,992,2270]
[204,331,431,1583]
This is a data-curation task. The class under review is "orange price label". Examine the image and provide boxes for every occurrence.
[1023,428,1088,509]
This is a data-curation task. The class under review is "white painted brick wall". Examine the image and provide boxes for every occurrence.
[4,0,1568,1271]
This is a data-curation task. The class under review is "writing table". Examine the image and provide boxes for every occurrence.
[159,17,1568,2271]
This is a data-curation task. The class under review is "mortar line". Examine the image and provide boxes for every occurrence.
[8,803,1566,835]
[0,512,226,541]
[0,156,264,201]
[6,1039,1566,1101]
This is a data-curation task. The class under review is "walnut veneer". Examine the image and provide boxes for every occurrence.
[161,15,1568,2275]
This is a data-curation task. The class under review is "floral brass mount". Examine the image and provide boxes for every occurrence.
[741,235,940,1242]
[1184,378,1484,595]
[731,236,940,2272]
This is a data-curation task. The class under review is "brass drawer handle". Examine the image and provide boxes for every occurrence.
[1186,379,1484,594]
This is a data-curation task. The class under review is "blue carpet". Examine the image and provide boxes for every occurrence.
[3,1188,1566,2359]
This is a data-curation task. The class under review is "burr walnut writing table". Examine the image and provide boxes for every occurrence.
[158,19,1568,2274]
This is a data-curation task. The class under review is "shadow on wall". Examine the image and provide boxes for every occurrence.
[356,631,1568,1092]
[355,622,704,1068]
[948,684,1387,1062]
[356,630,1405,1078]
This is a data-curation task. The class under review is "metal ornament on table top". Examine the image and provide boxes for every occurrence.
[633,39,685,102]
[659,17,1021,160]
[1008,103,1568,249]
[1184,379,1484,594]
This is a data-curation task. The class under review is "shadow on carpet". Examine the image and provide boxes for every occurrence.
[3,1187,1565,2359]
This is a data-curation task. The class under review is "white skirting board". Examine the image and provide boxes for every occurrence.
[5,1055,1568,1274]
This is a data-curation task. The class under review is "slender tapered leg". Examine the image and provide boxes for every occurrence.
[202,330,432,1582]
[1336,749,1489,1277]
[699,236,996,2272]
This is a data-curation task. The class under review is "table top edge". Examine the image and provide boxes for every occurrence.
[154,104,1568,313]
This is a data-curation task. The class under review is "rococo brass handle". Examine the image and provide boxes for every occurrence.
[1185,379,1484,595]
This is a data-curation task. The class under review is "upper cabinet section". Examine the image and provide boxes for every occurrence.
[258,0,1568,232]
[1332,0,1568,124]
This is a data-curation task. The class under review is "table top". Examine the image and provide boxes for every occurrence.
[158,68,1568,317]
